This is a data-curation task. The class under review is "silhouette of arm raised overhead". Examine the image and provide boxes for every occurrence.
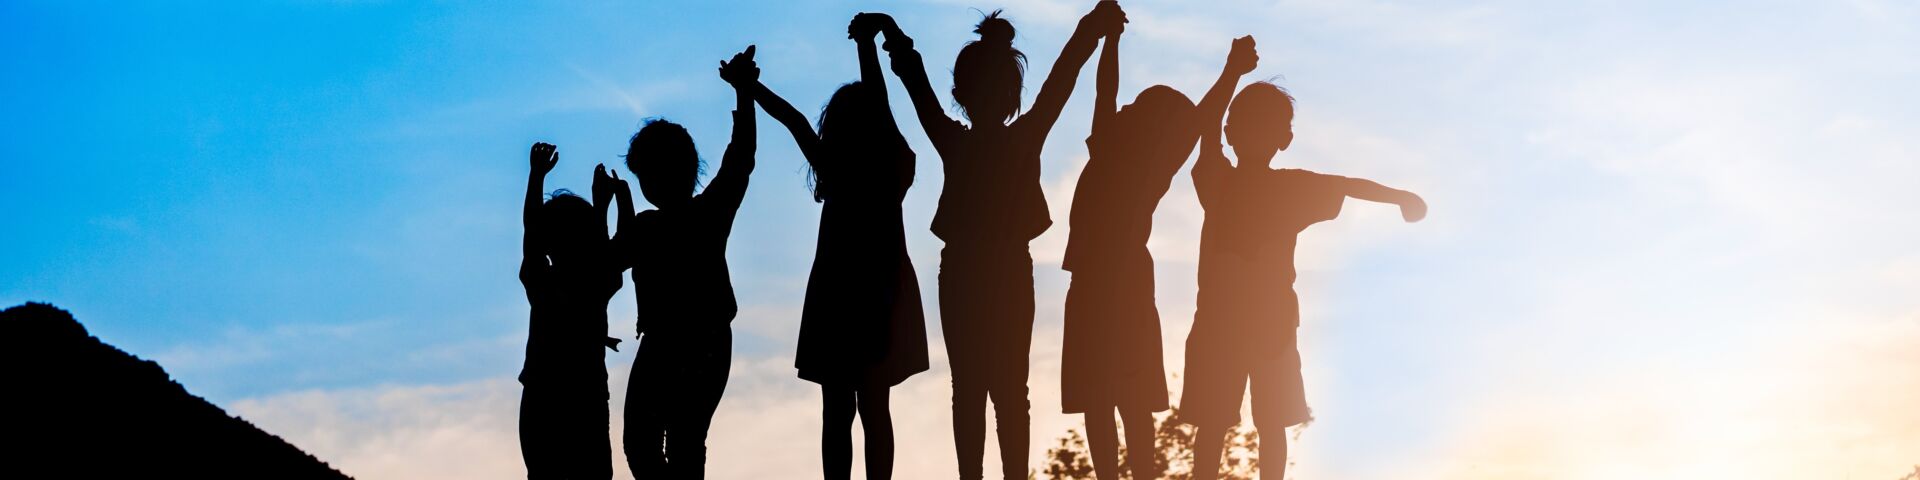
[878,15,963,145]
[853,14,892,104]
[856,13,917,192]
[1018,1,1123,140]
[744,72,821,169]
[522,142,558,281]
[1090,18,1121,134]
[594,162,636,260]
[1198,36,1258,139]
[706,46,761,215]
[1191,36,1259,210]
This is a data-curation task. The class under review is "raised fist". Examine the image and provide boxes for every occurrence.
[530,142,558,175]
[1227,35,1258,76]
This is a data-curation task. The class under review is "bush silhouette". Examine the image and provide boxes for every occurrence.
[1041,406,1278,480]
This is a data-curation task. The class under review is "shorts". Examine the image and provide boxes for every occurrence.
[1177,311,1310,429]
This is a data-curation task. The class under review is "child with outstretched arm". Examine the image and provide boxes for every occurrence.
[1178,79,1425,480]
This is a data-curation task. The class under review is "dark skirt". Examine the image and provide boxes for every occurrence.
[1060,260,1169,414]
[794,244,929,388]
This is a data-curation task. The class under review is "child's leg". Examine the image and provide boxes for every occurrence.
[1190,424,1227,480]
[1248,327,1307,480]
[583,393,614,480]
[518,388,556,479]
[951,371,988,480]
[667,339,731,478]
[1118,407,1159,479]
[856,384,896,480]
[623,359,666,477]
[1250,424,1287,480]
[985,361,1031,480]
[1084,407,1120,480]
[941,275,988,480]
[822,385,857,480]
[986,262,1036,480]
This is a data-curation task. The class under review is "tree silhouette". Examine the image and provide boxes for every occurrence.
[1041,405,1289,480]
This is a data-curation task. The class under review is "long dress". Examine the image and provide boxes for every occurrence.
[794,138,929,387]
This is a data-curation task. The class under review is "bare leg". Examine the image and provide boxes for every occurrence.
[1084,408,1120,480]
[822,385,856,480]
[1191,425,1226,480]
[857,385,895,480]
[1252,419,1289,480]
[1119,407,1158,479]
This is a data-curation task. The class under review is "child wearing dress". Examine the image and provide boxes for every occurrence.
[748,14,928,479]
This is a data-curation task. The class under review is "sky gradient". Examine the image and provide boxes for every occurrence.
[4,0,1918,478]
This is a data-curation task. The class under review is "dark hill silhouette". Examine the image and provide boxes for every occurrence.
[1,302,351,479]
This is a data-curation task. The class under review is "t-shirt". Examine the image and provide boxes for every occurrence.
[518,259,622,387]
[1192,153,1345,327]
[1062,127,1193,273]
[617,110,752,336]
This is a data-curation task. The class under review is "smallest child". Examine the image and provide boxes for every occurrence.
[518,142,625,480]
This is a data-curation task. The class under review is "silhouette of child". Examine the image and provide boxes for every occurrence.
[878,3,1120,477]
[612,46,760,478]
[1179,81,1427,480]
[1061,25,1260,479]
[747,15,928,480]
[519,142,623,480]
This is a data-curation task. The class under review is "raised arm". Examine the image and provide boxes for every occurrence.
[1197,36,1258,139]
[1017,1,1122,139]
[1191,37,1258,210]
[1323,173,1427,222]
[522,143,558,280]
[1090,30,1120,134]
[852,15,890,105]
[745,77,822,169]
[596,164,637,264]
[877,16,963,144]
[706,46,760,212]
[853,14,910,145]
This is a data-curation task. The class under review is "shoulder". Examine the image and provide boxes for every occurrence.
[1275,168,1335,189]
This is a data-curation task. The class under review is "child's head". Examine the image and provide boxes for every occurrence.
[808,81,891,202]
[1224,81,1296,165]
[951,10,1026,126]
[1114,85,1200,174]
[536,189,601,265]
[625,118,704,208]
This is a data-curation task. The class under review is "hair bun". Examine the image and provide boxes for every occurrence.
[974,10,1015,46]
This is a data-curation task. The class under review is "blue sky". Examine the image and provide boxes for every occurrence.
[5,0,1919,478]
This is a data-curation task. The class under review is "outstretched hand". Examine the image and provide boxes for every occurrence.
[530,142,558,175]
[719,45,759,86]
[1227,35,1258,76]
[1399,192,1428,223]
